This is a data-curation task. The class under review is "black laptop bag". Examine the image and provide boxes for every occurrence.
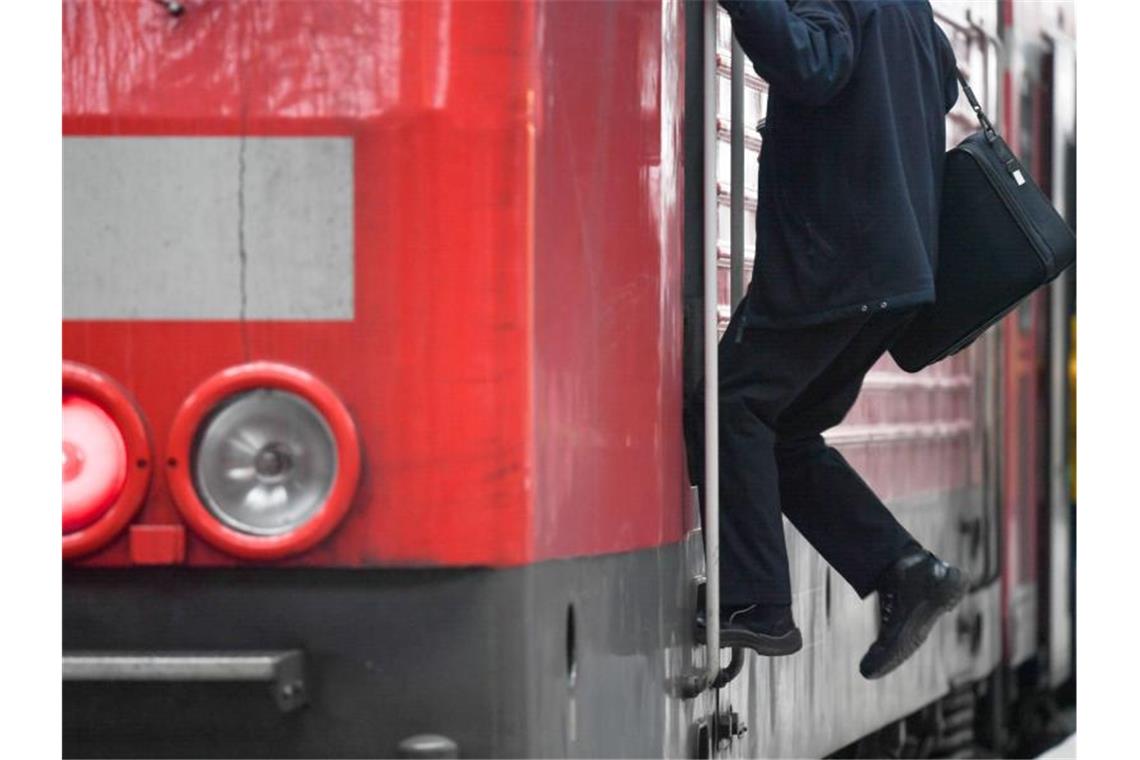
[889,72,1076,373]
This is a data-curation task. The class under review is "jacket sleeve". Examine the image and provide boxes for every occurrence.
[935,24,960,113]
[718,0,859,107]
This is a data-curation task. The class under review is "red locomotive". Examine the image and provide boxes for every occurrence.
[62,1,1075,757]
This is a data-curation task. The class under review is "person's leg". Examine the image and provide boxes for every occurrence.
[775,434,919,597]
[768,309,968,678]
[772,309,921,596]
[716,396,789,605]
[687,303,870,607]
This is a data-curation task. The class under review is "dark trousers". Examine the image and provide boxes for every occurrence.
[687,302,921,606]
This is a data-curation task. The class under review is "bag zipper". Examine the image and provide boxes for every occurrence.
[956,138,1057,274]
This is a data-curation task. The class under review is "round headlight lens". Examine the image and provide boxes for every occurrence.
[192,388,337,536]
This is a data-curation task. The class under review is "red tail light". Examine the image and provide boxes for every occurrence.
[62,362,152,559]
[63,394,128,533]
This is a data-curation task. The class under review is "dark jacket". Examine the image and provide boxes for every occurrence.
[720,0,959,327]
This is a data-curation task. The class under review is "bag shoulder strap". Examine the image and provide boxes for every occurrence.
[956,69,998,141]
[955,70,1027,181]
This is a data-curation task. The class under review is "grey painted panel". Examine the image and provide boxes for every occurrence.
[521,524,714,759]
[63,545,714,759]
[64,567,535,758]
[63,137,354,320]
[62,489,1000,758]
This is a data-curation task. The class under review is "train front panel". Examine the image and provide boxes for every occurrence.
[63,1,701,756]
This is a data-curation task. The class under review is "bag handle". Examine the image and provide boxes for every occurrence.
[955,69,1028,184]
[956,69,998,142]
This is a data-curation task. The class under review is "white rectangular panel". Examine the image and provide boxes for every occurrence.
[64,136,354,320]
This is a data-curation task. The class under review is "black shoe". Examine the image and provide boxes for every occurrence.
[695,598,803,656]
[859,550,969,680]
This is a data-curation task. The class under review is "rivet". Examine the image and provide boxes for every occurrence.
[860,305,869,312]
[880,301,888,309]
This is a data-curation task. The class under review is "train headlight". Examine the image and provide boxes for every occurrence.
[193,389,336,536]
[167,363,361,560]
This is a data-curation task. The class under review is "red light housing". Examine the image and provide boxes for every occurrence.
[62,362,153,559]
[166,362,361,560]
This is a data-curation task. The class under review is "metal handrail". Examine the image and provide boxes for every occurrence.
[702,0,721,686]
[63,650,308,712]
[729,35,746,310]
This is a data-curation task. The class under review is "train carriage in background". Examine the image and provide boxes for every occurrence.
[61,1,1075,757]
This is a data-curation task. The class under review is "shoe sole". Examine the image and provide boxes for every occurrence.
[695,621,804,657]
[861,567,969,680]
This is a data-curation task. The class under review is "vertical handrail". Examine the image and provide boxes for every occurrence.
[967,16,1004,588]
[702,0,721,685]
[730,37,745,309]
[1048,271,1070,679]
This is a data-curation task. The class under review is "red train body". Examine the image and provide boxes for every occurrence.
[62,1,1075,757]
[64,0,689,570]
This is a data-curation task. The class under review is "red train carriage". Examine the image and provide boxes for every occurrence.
[62,1,1076,757]
[64,2,694,755]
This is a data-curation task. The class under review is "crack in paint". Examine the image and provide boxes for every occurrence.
[237,134,251,359]
[238,136,248,319]
[236,6,251,361]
